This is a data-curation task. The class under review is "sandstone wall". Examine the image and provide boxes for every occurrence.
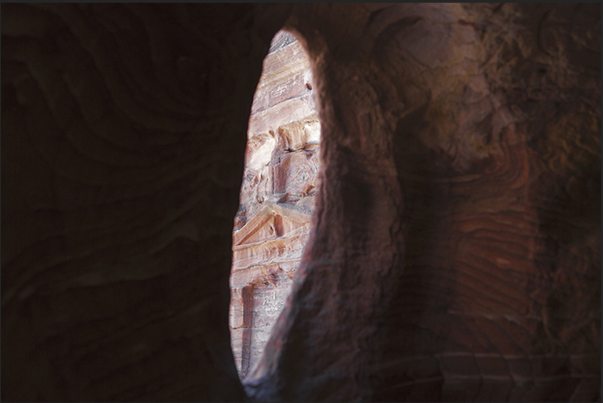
[1,4,294,401]
[246,4,601,402]
[229,31,320,380]
[3,4,598,401]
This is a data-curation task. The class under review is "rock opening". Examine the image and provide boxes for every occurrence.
[229,30,320,380]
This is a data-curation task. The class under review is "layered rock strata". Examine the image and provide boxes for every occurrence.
[230,31,320,380]
[2,4,599,402]
[246,4,601,402]
[1,4,293,401]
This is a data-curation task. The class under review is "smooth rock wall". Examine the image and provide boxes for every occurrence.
[1,4,293,401]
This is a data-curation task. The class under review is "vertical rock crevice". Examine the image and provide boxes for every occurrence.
[230,30,321,381]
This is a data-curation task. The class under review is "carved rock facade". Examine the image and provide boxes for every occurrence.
[230,31,320,379]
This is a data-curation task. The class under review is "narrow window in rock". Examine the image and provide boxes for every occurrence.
[229,30,320,380]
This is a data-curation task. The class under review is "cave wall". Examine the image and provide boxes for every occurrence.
[2,3,600,403]
[1,4,291,401]
[246,4,600,402]
[230,31,320,379]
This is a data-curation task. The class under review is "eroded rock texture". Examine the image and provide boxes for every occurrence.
[246,4,600,402]
[2,3,599,403]
[1,4,291,401]
[230,31,320,379]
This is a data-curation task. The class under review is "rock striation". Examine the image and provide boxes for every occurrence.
[229,30,320,380]
[2,4,599,402]
[245,4,601,402]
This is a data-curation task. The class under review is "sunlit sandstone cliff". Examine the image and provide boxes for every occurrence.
[229,31,320,379]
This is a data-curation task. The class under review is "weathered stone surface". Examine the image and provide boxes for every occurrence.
[230,31,320,380]
[245,4,600,402]
[2,4,599,402]
[1,4,292,401]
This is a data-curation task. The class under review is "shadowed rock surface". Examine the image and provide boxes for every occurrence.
[2,3,599,402]
[246,4,600,402]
